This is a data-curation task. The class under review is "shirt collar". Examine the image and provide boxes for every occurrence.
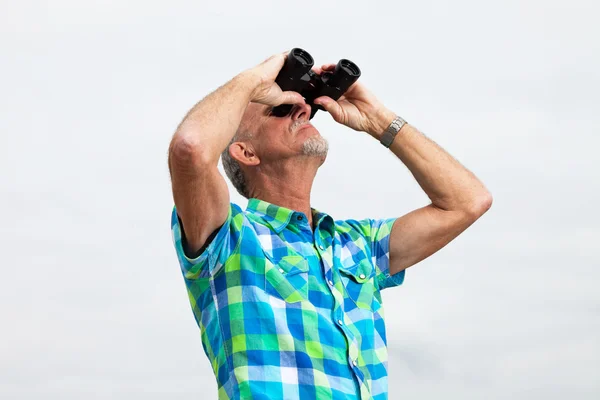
[246,198,333,234]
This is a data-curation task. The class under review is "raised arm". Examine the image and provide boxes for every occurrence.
[313,66,492,275]
[168,52,305,256]
[378,121,492,274]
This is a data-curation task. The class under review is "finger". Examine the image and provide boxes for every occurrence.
[313,64,335,75]
[267,51,288,69]
[269,50,289,62]
[313,96,342,119]
[279,91,306,106]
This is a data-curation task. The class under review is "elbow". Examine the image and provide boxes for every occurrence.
[169,135,216,166]
[466,191,493,219]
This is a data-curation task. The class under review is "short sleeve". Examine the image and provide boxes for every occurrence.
[170,203,244,280]
[343,217,405,291]
[368,218,404,290]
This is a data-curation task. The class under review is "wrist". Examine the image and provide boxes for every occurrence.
[368,108,397,139]
[233,70,262,102]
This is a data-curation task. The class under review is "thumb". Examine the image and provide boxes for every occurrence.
[314,96,343,119]
[279,91,305,106]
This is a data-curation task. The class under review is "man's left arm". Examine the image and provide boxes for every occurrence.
[314,68,492,275]
[372,116,492,275]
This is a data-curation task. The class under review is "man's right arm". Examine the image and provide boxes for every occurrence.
[168,74,259,256]
[168,52,306,256]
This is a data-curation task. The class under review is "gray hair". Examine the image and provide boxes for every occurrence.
[221,133,251,199]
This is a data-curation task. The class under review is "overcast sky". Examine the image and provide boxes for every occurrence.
[1,0,599,399]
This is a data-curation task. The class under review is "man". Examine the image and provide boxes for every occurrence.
[168,51,492,400]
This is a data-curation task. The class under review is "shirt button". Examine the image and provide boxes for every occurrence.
[338,319,343,325]
[297,215,303,221]
[352,360,357,366]
[328,280,334,286]
[359,273,366,279]
[279,268,285,273]
[319,245,324,250]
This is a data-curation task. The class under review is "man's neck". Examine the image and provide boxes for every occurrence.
[249,157,321,228]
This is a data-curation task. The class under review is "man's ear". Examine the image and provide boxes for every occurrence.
[229,141,260,167]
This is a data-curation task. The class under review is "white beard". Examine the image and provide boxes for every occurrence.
[302,135,329,157]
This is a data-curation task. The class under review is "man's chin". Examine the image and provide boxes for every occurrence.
[301,135,329,157]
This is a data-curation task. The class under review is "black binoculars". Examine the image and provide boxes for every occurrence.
[271,48,361,120]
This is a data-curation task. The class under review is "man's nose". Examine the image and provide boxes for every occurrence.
[291,103,312,120]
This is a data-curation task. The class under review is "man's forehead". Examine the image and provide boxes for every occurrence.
[258,103,271,113]
[245,102,270,116]
[239,103,270,137]
[247,102,266,110]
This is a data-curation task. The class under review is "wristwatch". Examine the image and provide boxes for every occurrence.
[379,116,407,148]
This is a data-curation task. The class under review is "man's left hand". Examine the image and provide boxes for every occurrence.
[312,64,397,139]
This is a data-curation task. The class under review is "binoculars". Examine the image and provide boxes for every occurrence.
[271,48,361,119]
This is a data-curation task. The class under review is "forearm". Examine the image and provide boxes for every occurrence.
[372,111,491,213]
[171,72,259,164]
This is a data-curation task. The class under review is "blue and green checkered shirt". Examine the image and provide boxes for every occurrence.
[171,198,405,399]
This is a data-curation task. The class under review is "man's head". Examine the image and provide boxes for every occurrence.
[222,102,328,198]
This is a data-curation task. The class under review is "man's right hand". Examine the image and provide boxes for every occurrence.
[243,51,306,107]
[169,51,306,259]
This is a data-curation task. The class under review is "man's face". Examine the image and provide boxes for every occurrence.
[240,102,328,163]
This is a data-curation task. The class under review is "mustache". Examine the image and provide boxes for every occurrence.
[290,119,310,133]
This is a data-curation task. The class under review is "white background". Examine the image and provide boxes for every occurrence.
[1,0,599,398]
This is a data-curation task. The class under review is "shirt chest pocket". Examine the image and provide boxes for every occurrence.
[264,254,309,303]
[338,259,381,312]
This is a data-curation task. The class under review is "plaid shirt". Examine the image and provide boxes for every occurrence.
[171,198,405,400]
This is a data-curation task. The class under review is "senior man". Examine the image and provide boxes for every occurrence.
[168,51,492,400]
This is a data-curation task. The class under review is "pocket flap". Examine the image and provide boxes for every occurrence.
[338,259,374,283]
[267,254,309,277]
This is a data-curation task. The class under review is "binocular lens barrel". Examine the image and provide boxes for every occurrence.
[327,59,361,89]
[275,48,314,91]
[291,48,313,68]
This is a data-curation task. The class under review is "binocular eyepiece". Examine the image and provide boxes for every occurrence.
[271,48,361,119]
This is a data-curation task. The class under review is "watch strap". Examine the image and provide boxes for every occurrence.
[379,116,407,148]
